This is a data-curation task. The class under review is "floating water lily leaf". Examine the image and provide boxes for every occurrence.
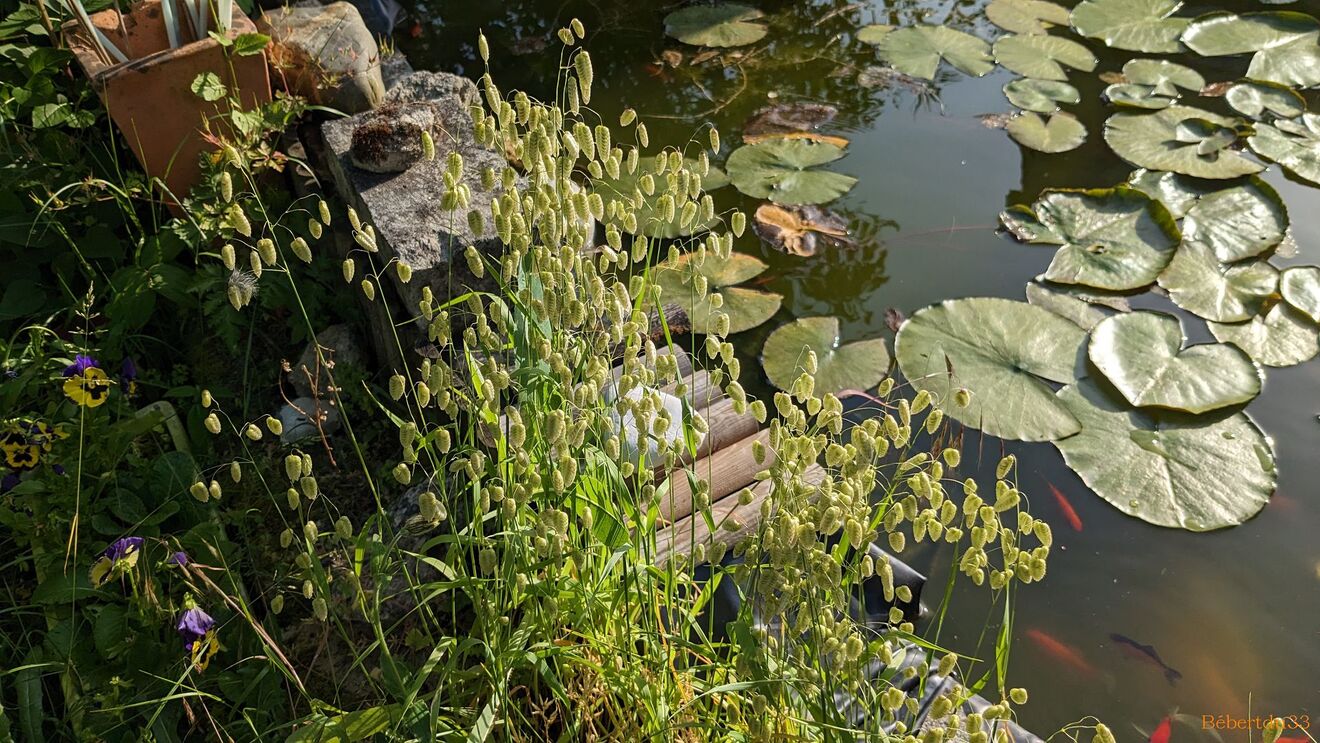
[1105,106,1263,178]
[1157,240,1278,322]
[1004,78,1080,112]
[1070,0,1190,53]
[1248,114,1320,185]
[1181,12,1320,87]
[743,131,851,148]
[1025,281,1122,330]
[993,34,1097,81]
[1104,83,1174,109]
[761,316,890,393]
[1281,265,1320,320]
[593,159,728,238]
[1209,302,1320,367]
[1182,177,1287,262]
[725,139,857,205]
[752,203,849,257]
[664,4,768,47]
[986,0,1071,34]
[895,297,1086,441]
[1123,58,1206,96]
[1053,381,1274,531]
[1006,111,1087,153]
[857,24,894,44]
[652,252,782,334]
[1089,312,1262,413]
[1225,81,1306,120]
[873,25,994,80]
[1011,187,1179,291]
[1125,169,1214,217]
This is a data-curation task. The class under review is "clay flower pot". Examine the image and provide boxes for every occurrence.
[63,0,271,208]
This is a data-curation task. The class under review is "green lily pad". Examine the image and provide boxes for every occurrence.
[1280,265,1320,320]
[1008,187,1180,291]
[664,4,767,47]
[1123,58,1206,96]
[993,34,1097,81]
[1125,169,1215,217]
[1070,0,1190,53]
[761,316,890,394]
[1248,114,1320,186]
[1006,111,1088,153]
[1157,240,1279,323]
[1025,281,1124,330]
[1104,83,1174,109]
[986,0,1071,34]
[895,297,1086,442]
[652,252,782,334]
[725,139,857,205]
[874,25,994,80]
[857,24,894,44]
[1209,302,1320,367]
[1053,381,1275,531]
[1089,312,1261,414]
[1225,81,1307,120]
[1181,177,1288,262]
[1004,78,1080,113]
[1105,105,1263,179]
[593,159,728,239]
[1181,12,1320,88]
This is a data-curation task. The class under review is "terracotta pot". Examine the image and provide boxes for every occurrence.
[63,0,272,209]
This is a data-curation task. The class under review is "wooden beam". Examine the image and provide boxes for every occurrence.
[661,428,774,522]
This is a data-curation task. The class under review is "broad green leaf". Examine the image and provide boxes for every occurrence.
[1225,81,1306,120]
[895,297,1086,442]
[285,705,400,743]
[1280,265,1320,320]
[993,34,1097,81]
[1249,32,1320,88]
[592,158,728,238]
[1157,240,1279,322]
[1053,381,1275,531]
[1123,58,1205,96]
[1248,115,1320,185]
[1104,83,1174,109]
[725,139,856,205]
[1209,302,1320,367]
[986,0,1071,34]
[1025,281,1121,330]
[1105,105,1263,178]
[232,32,270,56]
[1004,78,1080,112]
[760,317,889,393]
[1182,12,1320,87]
[1006,111,1087,153]
[1070,0,1190,53]
[874,25,994,80]
[857,24,894,44]
[1125,169,1213,217]
[1089,312,1261,413]
[190,71,227,102]
[652,252,782,334]
[664,4,767,47]
[1181,177,1287,261]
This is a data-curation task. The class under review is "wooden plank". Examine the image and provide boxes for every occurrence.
[661,428,774,522]
[656,463,826,563]
[681,396,760,465]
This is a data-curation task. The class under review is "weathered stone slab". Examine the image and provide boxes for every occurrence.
[258,2,385,114]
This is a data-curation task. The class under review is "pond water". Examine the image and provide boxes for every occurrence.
[401,0,1320,734]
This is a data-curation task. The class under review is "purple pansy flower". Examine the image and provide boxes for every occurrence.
[63,355,100,378]
[177,607,215,650]
[167,551,189,566]
[52,464,65,476]
[1,473,18,493]
[101,536,144,560]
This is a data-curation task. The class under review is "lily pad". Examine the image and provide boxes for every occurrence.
[1025,281,1124,330]
[1281,265,1320,320]
[1089,312,1261,414]
[1006,111,1088,153]
[1225,81,1306,120]
[857,24,894,44]
[1105,105,1263,179]
[993,34,1097,81]
[1181,177,1288,262]
[1070,0,1190,53]
[743,102,838,137]
[1157,240,1279,323]
[1125,169,1214,217]
[725,139,857,205]
[761,316,890,393]
[1053,381,1274,531]
[873,25,994,80]
[1181,12,1320,88]
[1122,58,1205,96]
[652,252,783,334]
[1004,78,1080,113]
[1209,302,1320,367]
[986,0,1071,34]
[1009,187,1180,291]
[1248,114,1320,186]
[1104,83,1174,109]
[593,159,728,239]
[894,297,1087,442]
[664,4,768,48]
[752,203,849,257]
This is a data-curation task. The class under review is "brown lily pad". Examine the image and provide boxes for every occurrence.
[752,203,851,256]
[743,102,839,137]
[742,130,851,148]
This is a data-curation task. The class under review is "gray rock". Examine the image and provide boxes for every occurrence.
[258,3,385,114]
[349,103,440,173]
[289,324,363,398]
[378,51,415,91]
[385,70,479,109]
[278,397,342,444]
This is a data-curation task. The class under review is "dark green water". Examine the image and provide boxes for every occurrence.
[401,0,1320,734]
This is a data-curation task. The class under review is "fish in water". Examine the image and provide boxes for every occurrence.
[1149,716,1171,743]
[1110,633,1182,685]
[1048,482,1083,532]
[1025,628,1095,675]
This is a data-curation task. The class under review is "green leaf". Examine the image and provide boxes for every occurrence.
[874,25,994,80]
[1008,187,1180,291]
[1181,177,1287,261]
[663,4,767,47]
[1025,280,1126,330]
[1123,58,1205,96]
[1104,83,1174,109]
[895,297,1087,442]
[725,139,856,205]
[1003,78,1080,113]
[1125,169,1214,217]
[190,71,227,102]
[856,24,894,44]
[1005,111,1087,153]
[761,316,889,393]
[986,0,1071,35]
[1209,302,1320,367]
[149,450,200,501]
[1280,265,1320,320]
[232,32,270,56]
[993,34,1097,81]
[1157,240,1278,322]
[1089,311,1261,413]
[1181,12,1320,87]
[1225,80,1306,120]
[651,252,782,334]
[1053,380,1275,531]
[1105,105,1263,179]
[1070,0,1190,53]
[93,605,130,660]
[1248,114,1320,185]
[285,705,399,742]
